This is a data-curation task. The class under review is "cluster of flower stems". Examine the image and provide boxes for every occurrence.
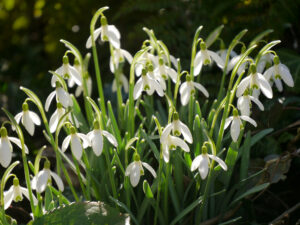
[0,6,294,225]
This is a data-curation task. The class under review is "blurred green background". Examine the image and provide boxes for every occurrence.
[0,0,300,223]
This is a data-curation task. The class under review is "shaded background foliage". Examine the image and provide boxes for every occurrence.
[0,0,300,223]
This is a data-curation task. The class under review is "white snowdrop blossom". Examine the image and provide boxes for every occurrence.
[110,48,132,73]
[133,68,164,100]
[226,54,250,76]
[224,109,257,142]
[51,56,82,88]
[236,64,273,99]
[31,160,64,193]
[160,134,190,163]
[161,112,193,144]
[179,75,209,106]
[45,82,73,112]
[125,154,157,187]
[62,126,91,160]
[263,56,294,92]
[15,102,41,136]
[193,41,224,76]
[191,146,227,179]
[87,121,118,156]
[0,127,28,168]
[257,53,274,73]
[154,57,178,84]
[4,177,38,210]
[217,49,237,65]
[73,58,92,97]
[112,74,129,93]
[237,90,264,116]
[134,50,157,77]
[86,16,120,49]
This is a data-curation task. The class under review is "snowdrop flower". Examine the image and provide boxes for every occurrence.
[31,160,64,193]
[154,57,178,84]
[263,56,294,92]
[51,56,82,88]
[0,127,28,168]
[135,50,157,77]
[191,146,227,179]
[62,126,90,160]
[193,41,224,76]
[109,48,132,73]
[15,102,41,136]
[73,58,92,97]
[125,153,156,187]
[257,53,274,73]
[179,75,209,106]
[133,68,164,100]
[160,134,190,163]
[87,121,118,156]
[4,177,38,210]
[45,82,73,111]
[217,48,237,65]
[236,64,273,99]
[86,16,120,49]
[112,74,129,93]
[224,109,257,142]
[237,90,264,116]
[161,112,193,144]
[226,54,250,76]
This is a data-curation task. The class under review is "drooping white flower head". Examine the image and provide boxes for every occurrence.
[193,41,225,76]
[87,121,118,156]
[45,82,73,112]
[237,90,264,116]
[133,68,164,100]
[263,55,294,92]
[110,48,133,73]
[31,160,64,193]
[125,153,157,187]
[160,134,190,163]
[73,58,92,97]
[257,53,274,73]
[179,75,209,106]
[224,108,257,142]
[4,177,38,210]
[62,126,91,160]
[112,74,129,93]
[0,127,28,168]
[161,112,193,144]
[191,146,227,179]
[236,64,273,99]
[226,54,251,76]
[153,56,178,84]
[217,48,237,65]
[51,56,82,88]
[15,102,41,136]
[86,16,120,49]
[134,49,157,77]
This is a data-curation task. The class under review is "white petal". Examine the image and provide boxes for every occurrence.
[150,79,164,97]
[179,121,193,144]
[193,82,209,97]
[90,130,103,156]
[170,136,190,152]
[108,25,121,39]
[274,78,283,92]
[130,162,141,187]
[29,111,41,125]
[249,96,264,111]
[224,116,233,130]
[57,88,72,108]
[4,186,14,209]
[102,130,118,147]
[280,64,294,87]
[49,110,59,133]
[14,112,23,124]
[22,112,35,136]
[166,67,178,83]
[120,74,129,93]
[71,135,83,160]
[86,27,102,49]
[8,137,28,154]
[257,73,273,99]
[237,96,250,116]
[236,76,251,97]
[125,162,135,176]
[36,170,50,193]
[20,187,38,205]
[31,176,37,190]
[121,49,133,64]
[45,91,56,112]
[50,171,64,191]
[194,51,203,76]
[0,138,12,167]
[77,133,91,148]
[62,135,71,152]
[208,154,227,171]
[112,78,117,92]
[263,67,274,81]
[133,78,143,100]
[208,50,225,69]
[161,123,173,144]
[191,155,202,171]
[240,116,257,127]
[198,155,209,179]
[142,162,157,178]
[107,29,121,49]
[68,66,82,86]
[231,117,240,142]
[162,145,170,163]
[179,82,188,94]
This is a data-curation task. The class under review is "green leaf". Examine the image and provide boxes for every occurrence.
[249,29,273,47]
[71,95,89,133]
[240,131,251,180]
[60,39,83,65]
[48,71,68,91]
[143,180,154,199]
[107,101,122,146]
[205,25,224,48]
[20,87,44,117]
[125,137,139,151]
[250,128,273,147]
[34,145,47,175]
[32,201,129,225]
[140,129,160,160]
[44,186,54,211]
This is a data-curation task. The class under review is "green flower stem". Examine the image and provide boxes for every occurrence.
[81,151,92,200]
[81,71,94,126]
[72,154,89,200]
[104,148,118,207]
[164,163,171,225]
[154,151,164,225]
[190,26,203,81]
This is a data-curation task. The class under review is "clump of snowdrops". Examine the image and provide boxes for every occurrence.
[0,6,294,225]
